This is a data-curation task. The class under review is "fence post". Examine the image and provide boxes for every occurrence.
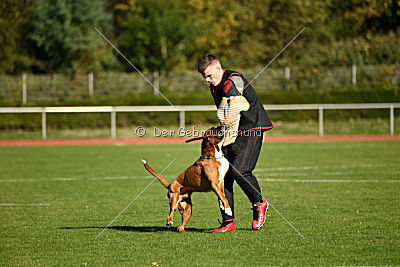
[319,106,324,137]
[284,66,290,89]
[179,110,185,130]
[351,65,357,87]
[22,73,27,104]
[111,107,116,139]
[41,108,47,140]
[88,72,94,96]
[153,71,160,95]
[390,104,394,136]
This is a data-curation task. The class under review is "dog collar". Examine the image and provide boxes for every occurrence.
[200,155,224,160]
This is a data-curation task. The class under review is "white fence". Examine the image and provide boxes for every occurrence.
[1,64,399,103]
[0,103,399,139]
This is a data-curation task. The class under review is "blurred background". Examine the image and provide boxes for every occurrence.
[0,0,399,139]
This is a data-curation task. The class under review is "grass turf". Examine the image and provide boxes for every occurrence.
[0,141,399,265]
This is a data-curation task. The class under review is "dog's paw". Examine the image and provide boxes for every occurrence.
[219,200,224,210]
[225,207,232,216]
[166,221,173,226]
[177,227,186,233]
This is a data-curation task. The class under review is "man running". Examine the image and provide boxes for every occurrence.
[198,53,274,232]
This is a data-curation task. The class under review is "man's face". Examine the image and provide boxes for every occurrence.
[202,63,223,87]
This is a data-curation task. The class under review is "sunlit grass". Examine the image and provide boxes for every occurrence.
[0,141,399,265]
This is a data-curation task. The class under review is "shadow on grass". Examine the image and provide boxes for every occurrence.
[60,225,208,233]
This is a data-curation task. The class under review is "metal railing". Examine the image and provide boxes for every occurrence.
[1,64,399,103]
[0,103,399,139]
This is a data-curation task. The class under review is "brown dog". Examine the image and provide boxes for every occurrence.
[141,127,231,233]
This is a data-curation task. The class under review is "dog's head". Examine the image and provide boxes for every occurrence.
[186,126,224,144]
[185,126,224,143]
[201,126,224,147]
[185,126,225,158]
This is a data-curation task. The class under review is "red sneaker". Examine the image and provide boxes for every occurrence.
[209,220,236,233]
[252,198,269,230]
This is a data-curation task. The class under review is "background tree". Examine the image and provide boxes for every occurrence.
[0,0,33,74]
[114,0,201,73]
[0,0,398,75]
[27,0,115,74]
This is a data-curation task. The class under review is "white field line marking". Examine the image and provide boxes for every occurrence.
[94,158,176,239]
[2,169,399,184]
[255,164,386,172]
[258,178,400,183]
[94,27,176,108]
[52,178,79,181]
[254,171,400,177]
[0,164,394,183]
[0,175,176,183]
[0,203,50,206]
[321,171,400,175]
[0,179,38,183]
[2,175,398,184]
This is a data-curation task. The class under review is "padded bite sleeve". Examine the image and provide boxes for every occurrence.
[217,96,250,146]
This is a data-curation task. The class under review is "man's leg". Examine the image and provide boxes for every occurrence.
[229,132,263,203]
[229,131,269,230]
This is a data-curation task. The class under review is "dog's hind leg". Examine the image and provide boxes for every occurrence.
[166,182,183,226]
[167,195,178,226]
[177,198,192,233]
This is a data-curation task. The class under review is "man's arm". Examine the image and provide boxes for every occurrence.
[217,75,250,146]
[222,74,245,97]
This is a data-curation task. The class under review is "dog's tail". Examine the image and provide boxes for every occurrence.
[141,159,170,188]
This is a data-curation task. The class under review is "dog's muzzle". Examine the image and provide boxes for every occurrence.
[215,126,224,139]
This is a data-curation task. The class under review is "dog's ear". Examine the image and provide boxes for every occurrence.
[201,137,211,150]
[215,145,220,152]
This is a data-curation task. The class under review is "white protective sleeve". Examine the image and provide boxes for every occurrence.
[217,96,250,146]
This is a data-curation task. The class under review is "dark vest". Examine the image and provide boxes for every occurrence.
[210,69,274,134]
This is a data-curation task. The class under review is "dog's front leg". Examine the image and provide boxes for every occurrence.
[203,166,232,216]
[211,182,232,216]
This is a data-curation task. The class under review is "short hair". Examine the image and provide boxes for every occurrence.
[198,53,220,73]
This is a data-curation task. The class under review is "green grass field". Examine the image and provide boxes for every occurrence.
[0,141,399,265]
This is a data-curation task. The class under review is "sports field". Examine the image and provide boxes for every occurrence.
[0,140,399,265]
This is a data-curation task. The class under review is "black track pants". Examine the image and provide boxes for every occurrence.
[220,131,264,221]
